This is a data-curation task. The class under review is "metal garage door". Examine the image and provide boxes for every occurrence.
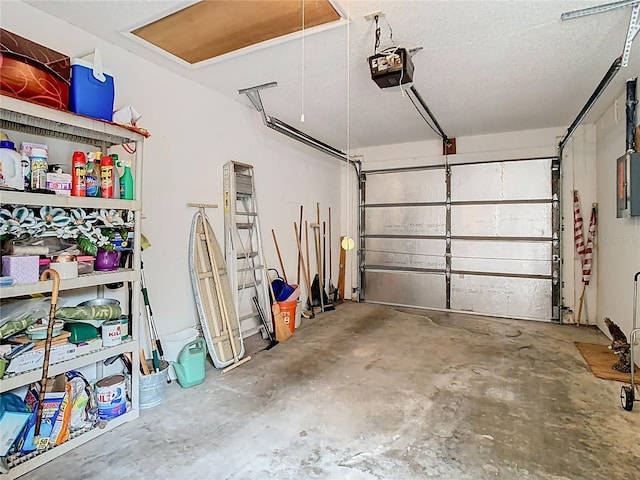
[360,157,561,322]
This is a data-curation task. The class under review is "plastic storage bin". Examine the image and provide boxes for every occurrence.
[69,51,114,122]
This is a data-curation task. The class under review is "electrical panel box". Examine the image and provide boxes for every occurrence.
[617,152,640,217]
[368,48,414,89]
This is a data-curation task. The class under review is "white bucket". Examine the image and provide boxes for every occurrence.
[163,327,199,380]
[95,374,127,420]
[139,360,169,409]
[295,300,302,328]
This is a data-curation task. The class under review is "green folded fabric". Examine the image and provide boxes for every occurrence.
[0,317,37,340]
[55,305,122,320]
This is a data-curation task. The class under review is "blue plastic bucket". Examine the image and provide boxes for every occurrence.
[272,278,295,301]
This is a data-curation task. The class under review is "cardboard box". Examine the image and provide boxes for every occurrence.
[0,393,31,456]
[1,255,39,284]
[0,29,70,109]
[6,343,77,374]
[46,172,72,196]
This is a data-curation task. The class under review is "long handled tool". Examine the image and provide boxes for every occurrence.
[271,229,288,282]
[328,207,337,301]
[253,296,278,350]
[310,223,324,312]
[140,260,170,383]
[321,224,335,311]
[265,264,293,342]
[305,220,312,309]
[294,222,314,318]
[297,205,303,285]
[33,269,61,450]
[196,204,251,373]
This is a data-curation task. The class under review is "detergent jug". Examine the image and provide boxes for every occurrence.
[169,338,206,388]
[0,141,24,190]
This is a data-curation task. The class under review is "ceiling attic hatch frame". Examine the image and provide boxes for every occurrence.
[238,82,360,175]
[127,0,347,68]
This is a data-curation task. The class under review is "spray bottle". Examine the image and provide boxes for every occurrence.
[120,160,134,200]
[86,151,101,197]
[71,151,86,197]
[100,155,114,198]
[111,153,121,199]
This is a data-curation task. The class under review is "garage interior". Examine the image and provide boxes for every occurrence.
[1,1,639,479]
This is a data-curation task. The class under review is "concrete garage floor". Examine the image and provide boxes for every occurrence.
[30,302,639,480]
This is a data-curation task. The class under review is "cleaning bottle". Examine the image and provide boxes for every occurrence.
[120,161,134,200]
[0,140,24,190]
[29,147,48,191]
[86,151,101,197]
[100,155,114,198]
[71,151,86,197]
[111,153,121,199]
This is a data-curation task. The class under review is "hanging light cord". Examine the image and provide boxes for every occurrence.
[300,0,305,122]
[374,15,381,54]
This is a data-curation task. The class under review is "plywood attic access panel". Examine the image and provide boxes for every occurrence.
[132,0,341,64]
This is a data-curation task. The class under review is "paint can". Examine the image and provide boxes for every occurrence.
[118,315,129,341]
[102,320,122,346]
[95,374,127,420]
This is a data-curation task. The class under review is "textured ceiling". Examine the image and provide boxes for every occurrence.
[27,0,640,150]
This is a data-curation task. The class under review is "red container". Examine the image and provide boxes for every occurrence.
[71,151,86,197]
[100,155,113,198]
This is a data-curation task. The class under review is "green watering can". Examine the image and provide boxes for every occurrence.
[169,338,206,388]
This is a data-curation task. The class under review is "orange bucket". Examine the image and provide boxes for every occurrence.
[276,300,297,333]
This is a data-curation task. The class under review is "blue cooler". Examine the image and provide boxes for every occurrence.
[69,50,114,122]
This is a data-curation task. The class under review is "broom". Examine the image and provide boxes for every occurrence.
[265,265,292,342]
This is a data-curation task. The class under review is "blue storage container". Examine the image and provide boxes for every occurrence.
[69,52,114,122]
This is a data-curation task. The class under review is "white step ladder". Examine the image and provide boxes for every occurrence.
[223,161,271,337]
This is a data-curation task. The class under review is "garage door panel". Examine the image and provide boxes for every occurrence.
[365,238,446,270]
[451,240,551,275]
[361,157,558,322]
[366,170,445,203]
[366,206,446,236]
[451,274,552,320]
[364,270,446,308]
[450,204,552,237]
[451,159,552,202]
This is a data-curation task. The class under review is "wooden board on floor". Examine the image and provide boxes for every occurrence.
[575,342,637,383]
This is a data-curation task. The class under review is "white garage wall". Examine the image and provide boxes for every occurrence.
[349,126,598,323]
[1,1,342,336]
[595,87,640,338]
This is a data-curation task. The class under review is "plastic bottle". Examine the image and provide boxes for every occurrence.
[71,151,87,197]
[120,161,134,200]
[20,151,30,190]
[30,148,48,191]
[86,151,101,197]
[100,155,114,198]
[0,141,24,190]
[111,153,121,199]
